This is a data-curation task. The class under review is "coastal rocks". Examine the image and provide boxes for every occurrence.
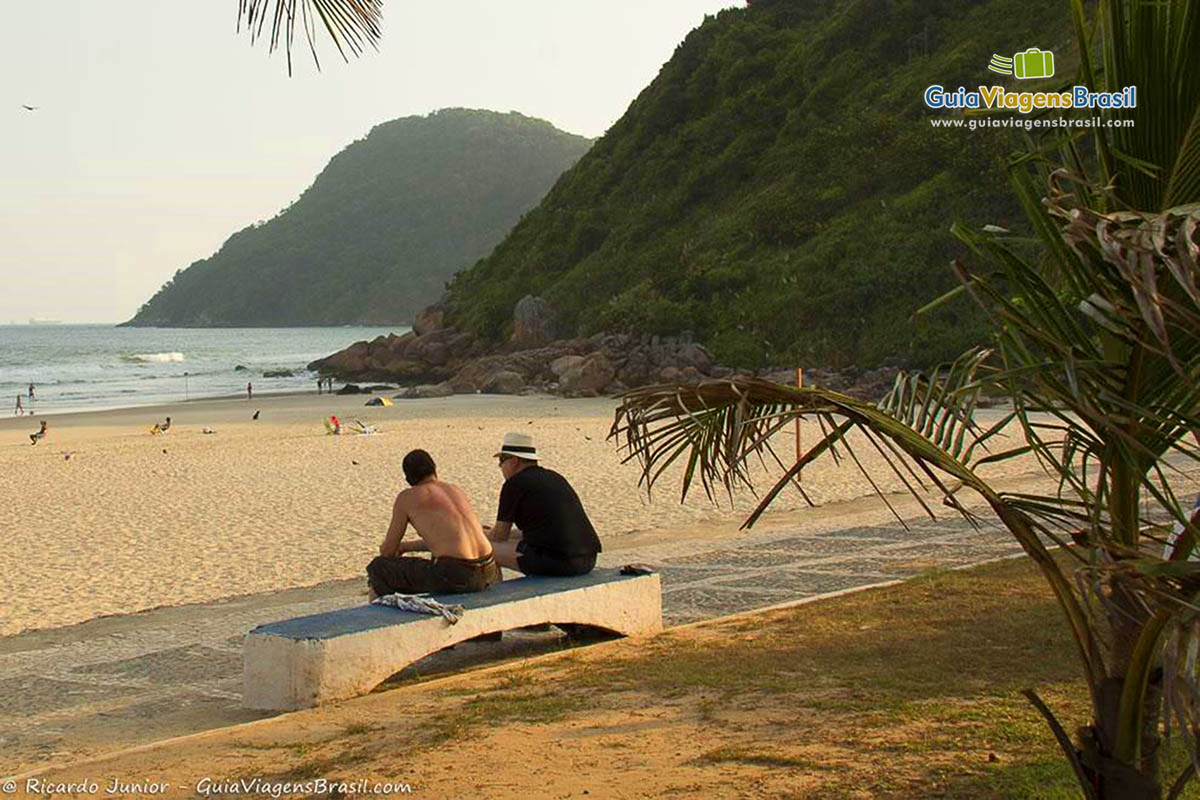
[412,304,447,336]
[550,355,584,377]
[481,370,526,395]
[559,354,616,397]
[395,382,455,399]
[511,295,558,348]
[308,300,735,398]
[263,369,294,378]
[675,343,712,373]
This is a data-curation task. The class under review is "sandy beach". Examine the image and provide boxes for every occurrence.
[0,391,1042,638]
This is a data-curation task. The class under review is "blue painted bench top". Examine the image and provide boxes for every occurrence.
[253,568,644,641]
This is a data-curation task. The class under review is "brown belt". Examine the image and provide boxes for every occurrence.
[434,553,496,568]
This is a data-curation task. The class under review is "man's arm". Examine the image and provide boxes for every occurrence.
[379,493,415,557]
[487,520,514,543]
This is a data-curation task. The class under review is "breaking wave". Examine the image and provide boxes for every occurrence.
[122,352,185,364]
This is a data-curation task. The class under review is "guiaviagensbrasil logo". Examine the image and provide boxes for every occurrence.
[988,48,1055,80]
[924,47,1136,114]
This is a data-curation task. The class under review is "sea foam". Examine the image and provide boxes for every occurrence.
[123,352,185,364]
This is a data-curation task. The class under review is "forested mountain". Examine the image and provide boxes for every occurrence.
[445,0,1074,369]
[125,109,591,327]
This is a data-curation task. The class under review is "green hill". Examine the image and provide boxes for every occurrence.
[444,0,1073,369]
[125,109,592,327]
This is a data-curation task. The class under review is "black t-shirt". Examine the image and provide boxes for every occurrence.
[497,466,601,557]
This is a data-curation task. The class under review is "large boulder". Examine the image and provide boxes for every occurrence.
[445,331,476,358]
[388,330,418,355]
[396,382,455,399]
[658,366,682,384]
[550,354,585,378]
[311,340,370,374]
[482,370,526,395]
[422,342,450,367]
[511,295,558,348]
[381,358,430,380]
[675,343,713,373]
[561,354,616,397]
[617,349,653,386]
[412,304,447,336]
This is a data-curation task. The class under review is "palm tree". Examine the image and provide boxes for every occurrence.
[236,0,383,73]
[611,1,1200,797]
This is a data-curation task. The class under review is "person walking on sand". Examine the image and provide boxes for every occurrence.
[484,432,601,577]
[28,383,35,401]
[14,394,23,415]
[366,449,501,599]
[246,381,253,401]
[29,420,47,445]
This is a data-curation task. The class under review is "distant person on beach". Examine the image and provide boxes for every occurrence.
[151,416,171,435]
[485,433,601,577]
[29,420,47,445]
[316,377,322,395]
[246,381,253,401]
[329,414,342,435]
[366,449,501,599]
[28,383,35,401]
[14,394,23,415]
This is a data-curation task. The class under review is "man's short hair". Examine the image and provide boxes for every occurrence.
[402,449,437,486]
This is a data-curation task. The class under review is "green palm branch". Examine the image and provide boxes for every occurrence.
[612,1,1200,797]
[236,0,383,73]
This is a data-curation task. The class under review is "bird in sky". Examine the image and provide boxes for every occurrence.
[21,105,38,111]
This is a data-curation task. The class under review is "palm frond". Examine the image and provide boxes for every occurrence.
[237,0,383,74]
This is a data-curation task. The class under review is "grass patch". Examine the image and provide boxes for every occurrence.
[264,555,1200,798]
[694,746,826,770]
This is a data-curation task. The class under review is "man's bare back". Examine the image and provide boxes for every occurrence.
[381,479,492,561]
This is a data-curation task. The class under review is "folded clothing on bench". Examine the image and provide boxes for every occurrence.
[372,593,466,624]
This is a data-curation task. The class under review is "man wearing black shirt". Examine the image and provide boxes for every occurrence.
[486,432,601,576]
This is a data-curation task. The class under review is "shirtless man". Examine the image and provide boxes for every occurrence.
[366,449,501,599]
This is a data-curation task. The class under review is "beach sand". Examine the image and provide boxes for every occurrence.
[0,391,1039,638]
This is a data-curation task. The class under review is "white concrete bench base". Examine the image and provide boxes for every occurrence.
[244,569,662,711]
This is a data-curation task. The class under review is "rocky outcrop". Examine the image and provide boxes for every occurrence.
[511,295,557,347]
[309,298,903,401]
[310,316,724,398]
[412,296,450,336]
[395,382,455,399]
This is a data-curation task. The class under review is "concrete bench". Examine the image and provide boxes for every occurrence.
[243,569,662,711]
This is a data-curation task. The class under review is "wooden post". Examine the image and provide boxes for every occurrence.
[795,367,804,481]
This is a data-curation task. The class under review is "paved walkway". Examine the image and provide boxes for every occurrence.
[2,481,1193,776]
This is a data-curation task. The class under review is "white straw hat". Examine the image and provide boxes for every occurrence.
[494,432,538,461]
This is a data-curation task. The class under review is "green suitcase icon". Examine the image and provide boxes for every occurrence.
[1013,48,1054,79]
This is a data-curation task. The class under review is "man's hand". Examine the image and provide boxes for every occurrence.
[488,521,514,542]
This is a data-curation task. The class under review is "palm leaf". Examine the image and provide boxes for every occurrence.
[237,0,383,74]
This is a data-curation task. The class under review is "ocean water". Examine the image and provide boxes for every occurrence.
[0,325,404,414]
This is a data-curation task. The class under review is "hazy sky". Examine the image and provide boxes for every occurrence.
[0,1,737,324]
